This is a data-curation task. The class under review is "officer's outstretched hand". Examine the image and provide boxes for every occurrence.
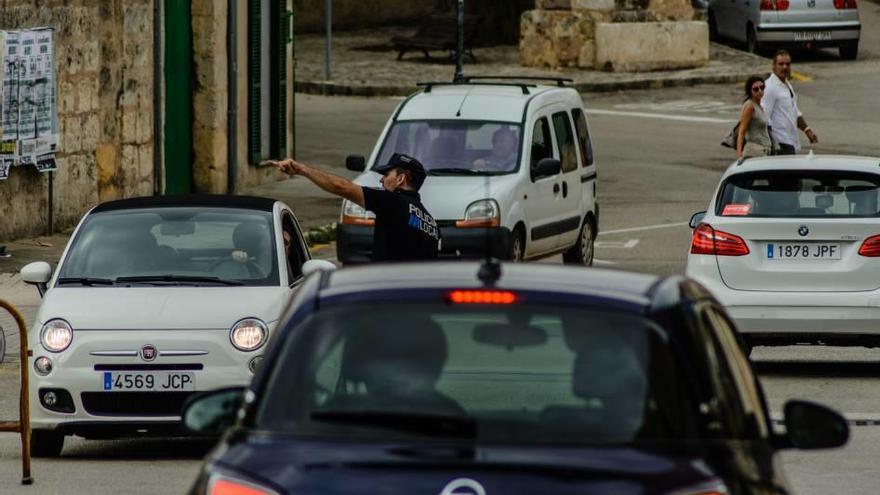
[262,158,301,176]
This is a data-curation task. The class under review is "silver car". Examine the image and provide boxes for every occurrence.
[708,0,861,59]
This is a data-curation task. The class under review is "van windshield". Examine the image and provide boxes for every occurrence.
[375,121,522,175]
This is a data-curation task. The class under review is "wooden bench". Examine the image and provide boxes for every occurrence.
[391,14,481,62]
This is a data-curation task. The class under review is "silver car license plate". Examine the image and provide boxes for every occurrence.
[766,243,841,260]
[794,31,832,41]
[101,371,195,391]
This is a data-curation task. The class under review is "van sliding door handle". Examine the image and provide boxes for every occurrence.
[562,181,568,198]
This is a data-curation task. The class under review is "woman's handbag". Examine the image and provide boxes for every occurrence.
[721,123,740,149]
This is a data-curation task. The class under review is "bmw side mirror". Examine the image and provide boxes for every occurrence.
[345,155,366,172]
[689,211,706,229]
[182,387,246,436]
[535,158,561,178]
[21,261,51,297]
[776,400,849,450]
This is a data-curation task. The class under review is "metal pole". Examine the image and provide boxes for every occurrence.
[454,0,464,82]
[324,0,332,80]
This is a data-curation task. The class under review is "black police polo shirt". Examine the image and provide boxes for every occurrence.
[362,187,440,262]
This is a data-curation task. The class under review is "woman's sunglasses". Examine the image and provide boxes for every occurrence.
[752,85,765,93]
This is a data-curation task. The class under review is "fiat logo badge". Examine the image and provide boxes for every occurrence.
[440,479,486,495]
[140,345,158,361]
[798,226,809,237]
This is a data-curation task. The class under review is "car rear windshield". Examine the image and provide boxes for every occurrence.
[58,207,279,286]
[717,170,880,218]
[254,302,695,445]
[375,121,522,175]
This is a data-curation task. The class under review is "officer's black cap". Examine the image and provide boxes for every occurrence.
[374,153,427,190]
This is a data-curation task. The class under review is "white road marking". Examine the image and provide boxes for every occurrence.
[592,259,618,266]
[587,108,733,124]
[613,100,742,114]
[595,239,640,249]
[771,412,880,424]
[598,222,689,236]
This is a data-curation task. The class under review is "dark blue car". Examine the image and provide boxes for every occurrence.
[183,262,848,495]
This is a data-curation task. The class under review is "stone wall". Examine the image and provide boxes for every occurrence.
[0,0,155,241]
[520,0,705,70]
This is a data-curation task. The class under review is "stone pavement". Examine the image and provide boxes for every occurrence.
[294,26,770,96]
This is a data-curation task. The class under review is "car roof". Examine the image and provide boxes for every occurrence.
[91,194,278,213]
[397,84,578,123]
[321,262,667,309]
[724,154,880,177]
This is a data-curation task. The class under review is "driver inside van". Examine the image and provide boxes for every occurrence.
[473,128,518,172]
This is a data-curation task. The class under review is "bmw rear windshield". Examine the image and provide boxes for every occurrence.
[717,170,880,218]
[254,302,697,445]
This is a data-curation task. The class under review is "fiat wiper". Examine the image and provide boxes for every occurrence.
[311,410,477,438]
[115,275,244,286]
[56,277,115,286]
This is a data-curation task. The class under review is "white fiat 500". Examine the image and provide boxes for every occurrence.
[686,154,880,351]
[337,77,599,265]
[19,195,331,457]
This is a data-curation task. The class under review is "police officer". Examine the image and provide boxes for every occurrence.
[266,153,440,262]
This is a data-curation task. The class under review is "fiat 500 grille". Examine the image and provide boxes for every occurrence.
[81,392,193,416]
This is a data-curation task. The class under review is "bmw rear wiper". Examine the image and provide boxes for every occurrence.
[56,277,115,286]
[115,275,244,286]
[311,410,477,438]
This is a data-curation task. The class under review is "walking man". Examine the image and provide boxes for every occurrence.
[762,50,818,155]
[265,153,440,262]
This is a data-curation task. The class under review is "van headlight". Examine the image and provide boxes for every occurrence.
[457,199,500,228]
[40,319,73,352]
[230,318,268,352]
[341,200,376,226]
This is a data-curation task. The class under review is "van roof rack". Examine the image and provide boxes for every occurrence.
[417,76,573,95]
[458,75,573,87]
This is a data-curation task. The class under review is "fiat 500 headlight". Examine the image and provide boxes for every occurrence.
[230,318,268,352]
[40,319,73,352]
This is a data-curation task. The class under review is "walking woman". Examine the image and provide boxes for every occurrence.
[736,76,774,159]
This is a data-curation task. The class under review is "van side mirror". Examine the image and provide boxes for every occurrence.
[533,158,561,179]
[775,400,849,450]
[345,155,366,172]
[689,211,706,229]
[21,261,52,297]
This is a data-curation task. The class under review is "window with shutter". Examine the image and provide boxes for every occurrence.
[270,0,287,158]
[247,0,262,164]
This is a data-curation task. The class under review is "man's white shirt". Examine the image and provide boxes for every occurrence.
[762,73,802,150]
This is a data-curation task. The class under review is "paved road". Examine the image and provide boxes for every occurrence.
[2,4,879,492]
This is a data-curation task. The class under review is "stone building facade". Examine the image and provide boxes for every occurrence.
[0,0,295,242]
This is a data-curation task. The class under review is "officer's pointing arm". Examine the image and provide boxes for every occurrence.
[269,159,366,208]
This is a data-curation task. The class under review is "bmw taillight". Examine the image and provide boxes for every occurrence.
[208,476,278,495]
[761,0,789,9]
[858,235,880,256]
[690,224,750,256]
[834,0,857,9]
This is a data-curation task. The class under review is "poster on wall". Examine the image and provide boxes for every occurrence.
[0,27,57,180]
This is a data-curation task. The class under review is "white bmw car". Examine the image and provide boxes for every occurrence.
[686,154,880,352]
[19,195,331,456]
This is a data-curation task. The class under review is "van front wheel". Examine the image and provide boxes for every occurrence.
[563,218,594,266]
